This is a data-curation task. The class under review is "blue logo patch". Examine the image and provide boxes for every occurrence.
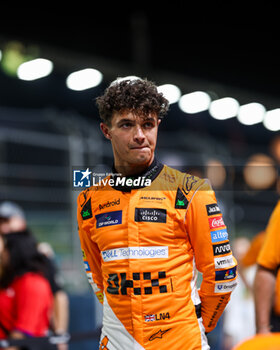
[96,210,122,228]
[73,168,92,188]
[211,229,228,243]
[84,261,90,271]
[215,266,237,281]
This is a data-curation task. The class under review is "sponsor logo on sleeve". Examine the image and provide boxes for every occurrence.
[206,203,221,216]
[96,291,104,303]
[214,255,234,269]
[95,210,122,228]
[209,216,225,230]
[84,261,90,271]
[211,229,228,243]
[215,266,237,281]
[214,280,238,293]
[135,208,167,223]
[82,249,87,259]
[213,241,231,256]
[86,272,93,283]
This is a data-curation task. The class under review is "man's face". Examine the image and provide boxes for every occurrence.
[100,112,161,169]
[0,216,26,234]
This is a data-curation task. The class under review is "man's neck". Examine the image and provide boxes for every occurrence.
[114,157,155,177]
[110,157,163,192]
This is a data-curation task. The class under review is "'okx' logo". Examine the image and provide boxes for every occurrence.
[73,168,92,188]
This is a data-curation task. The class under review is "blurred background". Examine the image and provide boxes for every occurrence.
[0,11,279,349]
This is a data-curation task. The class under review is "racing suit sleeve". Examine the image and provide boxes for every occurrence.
[257,200,280,271]
[77,192,104,304]
[255,201,280,332]
[241,230,266,268]
[185,179,237,333]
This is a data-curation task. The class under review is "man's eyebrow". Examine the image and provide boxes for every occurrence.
[116,116,156,125]
[117,118,135,125]
[142,117,156,122]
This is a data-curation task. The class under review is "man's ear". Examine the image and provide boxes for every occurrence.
[157,118,162,126]
[100,123,112,140]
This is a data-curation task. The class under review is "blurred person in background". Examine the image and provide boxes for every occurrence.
[254,200,280,334]
[222,237,256,350]
[0,232,53,348]
[0,201,69,345]
[238,230,266,293]
[77,77,238,350]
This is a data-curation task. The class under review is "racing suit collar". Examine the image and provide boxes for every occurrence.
[111,157,164,192]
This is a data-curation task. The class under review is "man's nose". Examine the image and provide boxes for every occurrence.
[133,126,145,142]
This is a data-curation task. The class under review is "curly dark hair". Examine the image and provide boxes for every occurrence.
[96,78,169,125]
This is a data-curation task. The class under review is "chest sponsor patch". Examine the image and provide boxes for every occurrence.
[135,208,167,223]
[81,198,92,220]
[101,246,169,262]
[214,255,234,269]
[215,266,237,281]
[95,210,122,228]
[214,280,238,293]
[209,216,225,230]
[211,229,228,243]
[213,241,231,256]
[206,203,221,216]
[175,187,188,209]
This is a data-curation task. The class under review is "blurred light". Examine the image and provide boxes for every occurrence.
[178,91,211,114]
[17,58,53,81]
[205,159,226,189]
[0,50,2,61]
[160,153,184,168]
[243,153,277,190]
[263,109,280,131]
[1,41,34,77]
[157,84,181,104]
[209,97,239,120]
[66,68,103,91]
[237,102,266,125]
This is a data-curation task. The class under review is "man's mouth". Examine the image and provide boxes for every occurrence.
[130,145,149,150]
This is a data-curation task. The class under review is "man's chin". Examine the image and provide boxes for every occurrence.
[131,151,152,164]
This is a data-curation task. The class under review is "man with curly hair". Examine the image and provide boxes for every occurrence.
[77,77,237,350]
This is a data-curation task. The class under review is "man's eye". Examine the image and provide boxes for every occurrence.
[143,122,154,128]
[121,123,132,128]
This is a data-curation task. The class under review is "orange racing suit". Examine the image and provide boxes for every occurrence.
[77,159,237,350]
[257,200,280,318]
